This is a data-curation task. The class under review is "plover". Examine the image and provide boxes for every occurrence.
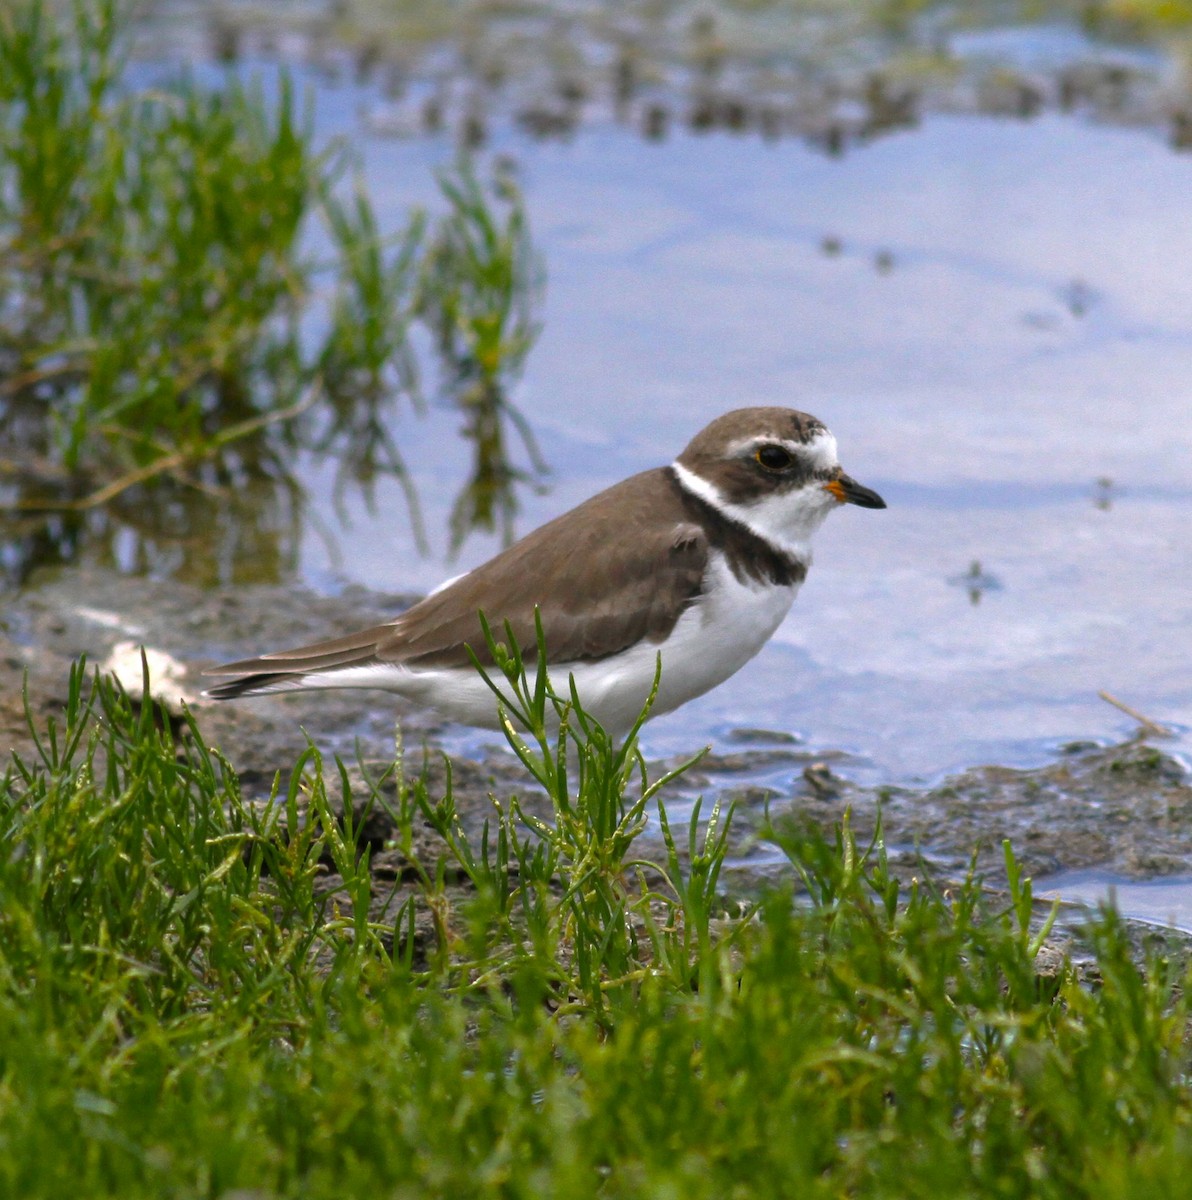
[206,408,885,733]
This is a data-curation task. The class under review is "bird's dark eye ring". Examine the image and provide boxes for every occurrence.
[755,444,794,471]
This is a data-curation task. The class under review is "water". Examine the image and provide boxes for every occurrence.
[287,75,1192,782]
[1036,869,1192,935]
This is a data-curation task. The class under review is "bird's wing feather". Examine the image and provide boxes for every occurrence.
[205,469,708,691]
[384,469,708,667]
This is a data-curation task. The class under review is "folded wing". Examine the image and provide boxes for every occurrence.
[205,469,709,698]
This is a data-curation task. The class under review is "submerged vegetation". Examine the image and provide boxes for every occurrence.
[2,646,1192,1196]
[0,0,545,585]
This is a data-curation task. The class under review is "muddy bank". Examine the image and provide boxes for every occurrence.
[705,739,1192,884]
[4,567,1187,904]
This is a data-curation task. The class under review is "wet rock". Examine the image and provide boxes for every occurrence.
[977,69,1047,118]
[641,103,669,140]
[802,762,844,798]
[698,747,817,774]
[1172,109,1192,151]
[726,727,801,745]
[100,640,193,715]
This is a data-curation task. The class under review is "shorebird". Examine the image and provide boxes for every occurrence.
[206,408,885,734]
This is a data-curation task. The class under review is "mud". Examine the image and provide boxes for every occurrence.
[4,567,1187,915]
[711,740,1192,882]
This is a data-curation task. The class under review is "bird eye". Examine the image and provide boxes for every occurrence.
[755,444,794,471]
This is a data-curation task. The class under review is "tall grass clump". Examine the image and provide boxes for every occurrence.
[4,645,1192,1196]
[0,1,544,547]
[1,2,332,483]
[378,613,739,1019]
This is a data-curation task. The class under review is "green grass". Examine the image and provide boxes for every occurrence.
[0,0,543,555]
[4,645,1192,1197]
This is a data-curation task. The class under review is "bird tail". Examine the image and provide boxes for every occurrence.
[203,624,394,700]
[203,672,311,700]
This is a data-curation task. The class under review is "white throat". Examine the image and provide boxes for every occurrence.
[671,459,836,563]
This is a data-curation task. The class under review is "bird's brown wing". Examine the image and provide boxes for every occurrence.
[205,468,709,694]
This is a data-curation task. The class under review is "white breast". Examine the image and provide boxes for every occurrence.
[555,554,801,733]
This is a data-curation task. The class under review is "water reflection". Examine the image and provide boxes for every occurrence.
[417,161,548,552]
[0,467,305,591]
[1036,869,1192,935]
[0,123,544,590]
[0,352,542,593]
[442,380,545,551]
[949,560,1003,607]
[0,357,542,589]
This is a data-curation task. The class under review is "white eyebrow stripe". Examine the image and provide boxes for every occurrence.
[723,436,806,458]
[804,430,839,470]
[722,429,839,470]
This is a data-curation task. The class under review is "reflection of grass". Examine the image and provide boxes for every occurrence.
[0,2,546,582]
[5,649,1192,1193]
[0,2,323,484]
[420,162,548,550]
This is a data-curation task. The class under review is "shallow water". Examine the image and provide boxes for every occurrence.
[1037,869,1192,935]
[13,11,1189,790]
[279,71,1192,783]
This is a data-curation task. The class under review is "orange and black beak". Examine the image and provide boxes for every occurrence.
[824,473,886,509]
